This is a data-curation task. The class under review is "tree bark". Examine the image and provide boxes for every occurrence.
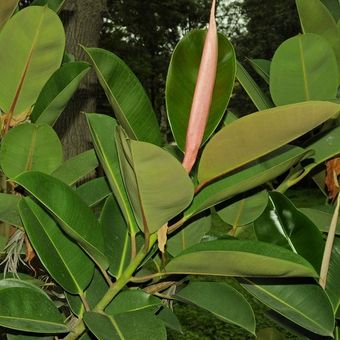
[55,0,106,159]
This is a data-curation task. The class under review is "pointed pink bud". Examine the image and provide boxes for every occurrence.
[182,0,218,173]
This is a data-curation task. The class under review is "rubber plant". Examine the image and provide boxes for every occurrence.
[0,0,340,339]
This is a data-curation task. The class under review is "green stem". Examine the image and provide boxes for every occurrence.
[65,234,157,339]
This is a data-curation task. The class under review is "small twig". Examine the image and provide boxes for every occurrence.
[129,272,166,283]
[79,292,90,312]
[319,192,340,288]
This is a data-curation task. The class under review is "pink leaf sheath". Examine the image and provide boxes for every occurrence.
[182,0,218,173]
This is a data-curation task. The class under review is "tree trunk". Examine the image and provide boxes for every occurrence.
[55,0,106,159]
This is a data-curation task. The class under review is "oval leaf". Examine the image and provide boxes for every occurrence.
[14,171,108,269]
[248,58,270,84]
[296,0,340,81]
[166,29,236,151]
[198,101,340,183]
[176,281,255,335]
[254,192,325,271]
[31,61,90,126]
[0,123,63,178]
[217,190,268,227]
[116,129,194,234]
[0,6,65,117]
[0,0,18,31]
[83,47,161,145]
[19,197,94,294]
[270,34,338,105]
[242,278,335,337]
[84,310,166,340]
[0,279,68,333]
[0,193,21,227]
[165,240,317,277]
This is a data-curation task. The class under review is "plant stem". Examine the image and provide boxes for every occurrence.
[65,234,157,339]
[319,193,340,288]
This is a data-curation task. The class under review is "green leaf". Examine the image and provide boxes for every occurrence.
[51,149,98,186]
[165,240,317,277]
[86,113,138,234]
[14,171,108,269]
[296,0,340,82]
[248,58,270,84]
[299,207,340,234]
[100,195,131,278]
[0,123,63,179]
[166,29,235,151]
[307,125,340,165]
[198,101,340,183]
[321,0,340,21]
[217,190,268,227]
[31,62,90,126]
[84,310,166,340]
[176,281,255,335]
[167,214,211,257]
[185,146,311,218]
[0,0,18,31]
[157,307,182,333]
[19,197,94,294]
[236,61,273,110]
[242,278,335,337]
[0,193,21,227]
[75,177,111,207]
[254,192,324,271]
[325,237,340,313]
[105,289,161,315]
[0,6,65,116]
[270,34,338,106]
[30,0,65,12]
[7,334,53,340]
[66,268,108,317]
[116,129,194,234]
[83,47,161,145]
[0,279,68,333]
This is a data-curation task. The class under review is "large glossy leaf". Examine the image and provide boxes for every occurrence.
[0,6,65,116]
[84,310,166,340]
[296,0,340,81]
[242,278,335,337]
[185,146,311,218]
[75,177,111,208]
[19,197,94,294]
[236,61,273,110]
[167,214,211,257]
[0,123,63,178]
[84,48,161,145]
[116,129,194,234]
[306,125,340,165]
[198,101,340,183]
[30,0,65,12]
[31,62,90,126]
[217,190,268,227]
[0,0,18,31]
[51,149,98,186]
[87,113,138,234]
[254,192,324,271]
[248,58,270,84]
[165,240,317,277]
[270,34,338,106]
[322,0,340,21]
[166,29,235,151]
[0,279,68,333]
[105,289,161,315]
[325,237,340,313]
[100,196,131,278]
[66,268,108,317]
[176,281,255,334]
[299,207,340,235]
[14,171,108,269]
[0,193,21,227]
